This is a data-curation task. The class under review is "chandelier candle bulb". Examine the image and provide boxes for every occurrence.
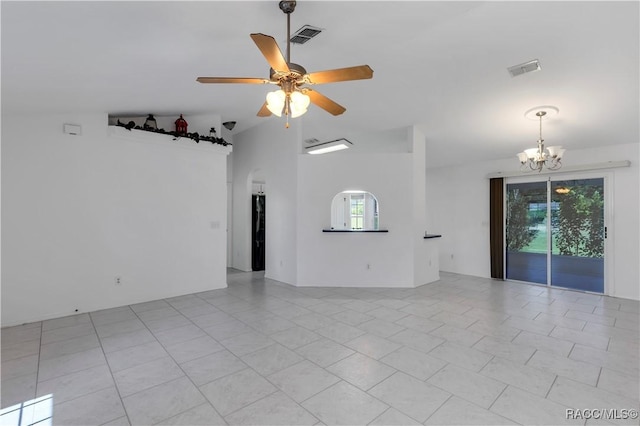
[524,148,541,160]
[546,146,565,158]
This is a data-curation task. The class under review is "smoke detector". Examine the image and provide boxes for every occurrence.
[290,25,323,44]
[507,59,541,77]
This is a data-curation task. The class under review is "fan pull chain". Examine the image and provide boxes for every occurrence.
[284,95,291,128]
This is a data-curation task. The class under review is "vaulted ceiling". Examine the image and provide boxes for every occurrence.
[2,1,638,167]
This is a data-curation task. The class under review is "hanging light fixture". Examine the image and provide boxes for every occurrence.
[517,107,565,172]
[222,121,237,131]
[265,79,310,121]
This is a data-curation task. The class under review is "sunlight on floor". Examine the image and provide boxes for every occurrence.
[0,394,53,426]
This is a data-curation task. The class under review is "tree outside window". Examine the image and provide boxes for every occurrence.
[552,181,604,258]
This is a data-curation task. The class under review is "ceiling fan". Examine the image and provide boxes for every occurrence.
[196,0,373,126]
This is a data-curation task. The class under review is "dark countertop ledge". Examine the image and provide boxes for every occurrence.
[322,229,389,233]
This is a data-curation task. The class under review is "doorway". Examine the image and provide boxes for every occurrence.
[252,193,266,271]
[505,176,606,293]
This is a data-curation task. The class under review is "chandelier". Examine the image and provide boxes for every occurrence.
[517,108,565,172]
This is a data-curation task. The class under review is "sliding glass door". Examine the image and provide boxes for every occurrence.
[506,176,606,293]
[550,178,605,292]
[506,182,548,285]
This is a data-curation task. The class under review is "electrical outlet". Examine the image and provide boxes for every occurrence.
[115,276,122,286]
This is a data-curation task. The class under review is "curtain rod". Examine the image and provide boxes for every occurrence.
[486,160,631,179]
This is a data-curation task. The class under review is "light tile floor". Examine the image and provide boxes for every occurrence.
[1,271,639,425]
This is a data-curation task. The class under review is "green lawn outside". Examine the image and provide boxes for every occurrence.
[521,228,559,254]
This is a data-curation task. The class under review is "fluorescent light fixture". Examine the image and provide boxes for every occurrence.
[308,144,349,155]
[306,138,353,155]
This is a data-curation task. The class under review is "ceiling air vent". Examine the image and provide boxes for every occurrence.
[507,59,541,77]
[290,25,322,44]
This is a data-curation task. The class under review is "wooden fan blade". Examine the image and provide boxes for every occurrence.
[257,102,272,117]
[197,77,270,84]
[250,33,290,73]
[306,65,373,84]
[306,89,346,116]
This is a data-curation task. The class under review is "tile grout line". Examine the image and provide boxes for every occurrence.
[131,298,232,424]
[421,393,454,425]
[366,406,395,425]
[86,311,132,426]
[219,384,317,424]
[543,373,560,400]
[524,348,538,365]
[32,321,44,408]
[594,366,603,388]
[486,385,522,425]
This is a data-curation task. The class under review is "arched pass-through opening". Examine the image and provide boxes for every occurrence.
[330,190,379,231]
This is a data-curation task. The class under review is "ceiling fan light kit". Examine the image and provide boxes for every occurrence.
[517,106,565,173]
[196,0,373,127]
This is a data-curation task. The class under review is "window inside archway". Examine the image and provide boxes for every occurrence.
[330,191,379,230]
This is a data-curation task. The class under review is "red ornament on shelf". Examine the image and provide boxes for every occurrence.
[175,114,188,134]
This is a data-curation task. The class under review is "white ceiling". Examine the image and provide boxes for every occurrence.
[2,1,638,167]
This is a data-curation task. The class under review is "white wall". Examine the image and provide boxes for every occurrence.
[223,126,234,268]
[426,143,639,300]
[232,123,439,288]
[296,126,439,287]
[2,113,231,326]
[411,127,440,286]
[231,119,299,284]
[296,152,415,287]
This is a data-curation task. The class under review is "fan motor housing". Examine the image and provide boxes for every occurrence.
[270,63,307,82]
[279,1,297,14]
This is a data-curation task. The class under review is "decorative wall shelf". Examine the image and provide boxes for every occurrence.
[112,121,230,146]
[107,126,232,155]
[423,234,442,239]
